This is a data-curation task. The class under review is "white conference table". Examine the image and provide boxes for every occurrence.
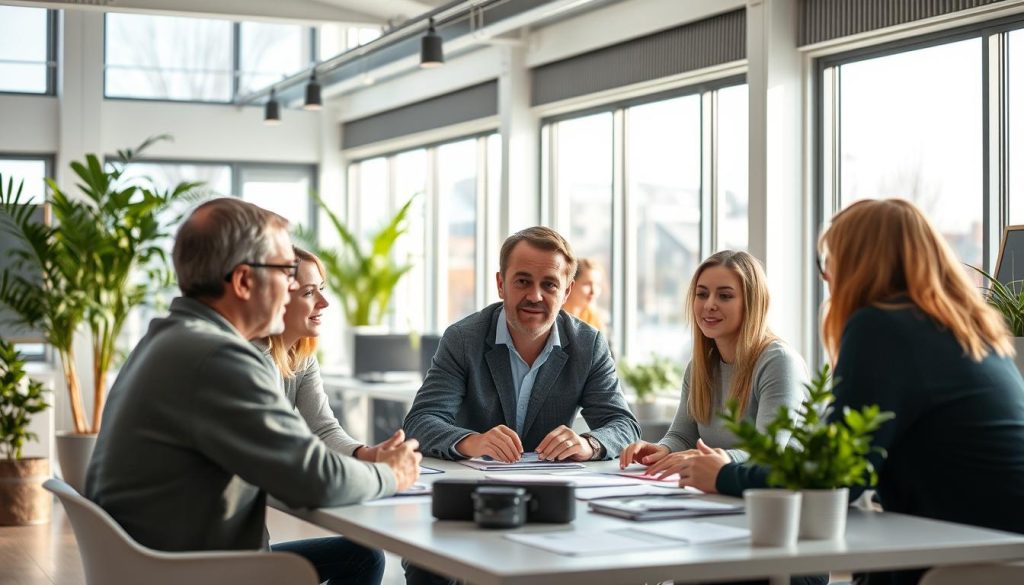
[272,459,1024,585]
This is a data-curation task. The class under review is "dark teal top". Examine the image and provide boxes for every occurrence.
[718,302,1024,582]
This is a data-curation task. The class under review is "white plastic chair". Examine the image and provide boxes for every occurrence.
[919,562,1024,585]
[44,478,319,585]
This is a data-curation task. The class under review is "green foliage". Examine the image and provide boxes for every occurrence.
[618,355,682,403]
[0,136,202,433]
[722,364,894,490]
[970,265,1024,336]
[296,193,416,326]
[0,339,49,460]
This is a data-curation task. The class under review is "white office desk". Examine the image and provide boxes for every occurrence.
[272,459,1024,585]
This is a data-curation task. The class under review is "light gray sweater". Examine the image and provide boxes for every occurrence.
[658,340,808,462]
[256,342,364,456]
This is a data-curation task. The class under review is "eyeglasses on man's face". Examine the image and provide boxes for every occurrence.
[223,260,300,283]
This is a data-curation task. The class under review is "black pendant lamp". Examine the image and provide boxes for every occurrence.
[304,70,322,111]
[420,18,444,68]
[264,88,281,125]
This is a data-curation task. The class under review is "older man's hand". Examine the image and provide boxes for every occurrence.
[455,425,524,462]
[536,425,593,461]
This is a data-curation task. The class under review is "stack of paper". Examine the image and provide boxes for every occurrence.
[458,452,584,471]
[504,521,749,556]
[589,495,744,521]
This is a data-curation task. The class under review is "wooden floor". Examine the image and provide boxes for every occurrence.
[0,498,406,585]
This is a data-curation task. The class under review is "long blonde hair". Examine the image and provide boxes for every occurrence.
[685,250,777,425]
[267,247,324,378]
[820,198,1013,363]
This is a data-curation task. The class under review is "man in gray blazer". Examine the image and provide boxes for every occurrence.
[86,198,421,585]
[404,226,640,462]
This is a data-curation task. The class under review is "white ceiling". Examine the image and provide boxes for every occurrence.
[5,0,451,25]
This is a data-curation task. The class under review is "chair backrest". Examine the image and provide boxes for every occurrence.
[44,478,318,585]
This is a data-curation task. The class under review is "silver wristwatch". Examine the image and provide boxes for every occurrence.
[580,433,604,460]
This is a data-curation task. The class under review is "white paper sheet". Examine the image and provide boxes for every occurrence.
[574,484,698,501]
[504,528,682,556]
[632,521,750,544]
[363,495,433,506]
[483,472,638,487]
[459,452,585,471]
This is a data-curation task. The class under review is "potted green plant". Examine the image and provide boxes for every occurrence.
[970,265,1024,375]
[0,137,200,491]
[618,355,682,421]
[298,193,416,327]
[0,338,51,525]
[723,364,894,541]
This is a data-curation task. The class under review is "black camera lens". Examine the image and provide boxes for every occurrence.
[471,486,532,529]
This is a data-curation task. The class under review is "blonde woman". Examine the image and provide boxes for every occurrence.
[619,250,809,478]
[676,200,1024,585]
[257,247,405,462]
[563,258,606,332]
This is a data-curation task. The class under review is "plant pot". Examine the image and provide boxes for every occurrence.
[0,457,52,525]
[799,487,849,540]
[744,488,801,547]
[56,432,97,495]
[1014,337,1024,377]
[633,400,660,422]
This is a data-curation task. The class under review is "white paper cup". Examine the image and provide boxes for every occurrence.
[744,489,802,547]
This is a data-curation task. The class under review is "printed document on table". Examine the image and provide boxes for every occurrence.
[483,472,639,487]
[505,528,683,556]
[459,452,584,471]
[574,484,697,501]
[633,521,750,544]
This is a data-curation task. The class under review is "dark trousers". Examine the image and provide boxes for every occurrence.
[272,536,386,585]
[403,559,458,585]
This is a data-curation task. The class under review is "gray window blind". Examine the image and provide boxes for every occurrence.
[800,0,1009,46]
[531,10,745,106]
[342,81,498,150]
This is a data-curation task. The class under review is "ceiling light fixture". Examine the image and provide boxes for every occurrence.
[264,89,281,125]
[304,70,322,110]
[420,18,444,68]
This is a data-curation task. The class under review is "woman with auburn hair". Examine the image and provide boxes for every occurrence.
[619,250,809,478]
[256,247,405,463]
[673,199,1024,585]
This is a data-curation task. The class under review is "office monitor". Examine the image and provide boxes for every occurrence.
[352,333,419,381]
[995,225,1024,286]
[419,334,441,376]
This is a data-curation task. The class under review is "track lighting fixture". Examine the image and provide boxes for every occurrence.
[420,18,444,68]
[304,70,322,110]
[264,88,281,125]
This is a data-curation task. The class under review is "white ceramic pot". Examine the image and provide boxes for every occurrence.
[799,487,849,540]
[744,489,802,547]
[55,432,97,495]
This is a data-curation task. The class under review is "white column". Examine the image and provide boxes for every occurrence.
[56,10,106,433]
[746,0,813,358]
[496,42,540,241]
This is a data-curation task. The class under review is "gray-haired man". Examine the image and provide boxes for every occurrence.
[86,198,420,585]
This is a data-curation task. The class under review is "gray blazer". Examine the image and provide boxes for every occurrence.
[86,297,396,552]
[403,302,640,459]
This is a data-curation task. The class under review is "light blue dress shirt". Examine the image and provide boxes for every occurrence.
[494,307,561,433]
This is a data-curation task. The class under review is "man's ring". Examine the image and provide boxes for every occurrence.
[565,439,573,448]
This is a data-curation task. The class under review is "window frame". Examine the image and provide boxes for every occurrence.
[345,130,500,333]
[540,75,747,361]
[0,8,58,97]
[812,12,1024,366]
[102,15,318,104]
[0,153,55,361]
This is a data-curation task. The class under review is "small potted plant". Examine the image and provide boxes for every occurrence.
[970,265,1024,375]
[618,355,682,421]
[723,364,894,541]
[0,338,51,525]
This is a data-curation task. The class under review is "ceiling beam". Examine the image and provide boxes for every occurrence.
[310,0,443,23]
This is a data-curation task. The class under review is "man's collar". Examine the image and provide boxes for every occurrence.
[495,306,561,355]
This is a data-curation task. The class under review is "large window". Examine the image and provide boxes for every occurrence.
[822,39,984,269]
[544,81,748,362]
[0,6,54,95]
[346,134,500,334]
[105,13,313,102]
[819,16,1024,282]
